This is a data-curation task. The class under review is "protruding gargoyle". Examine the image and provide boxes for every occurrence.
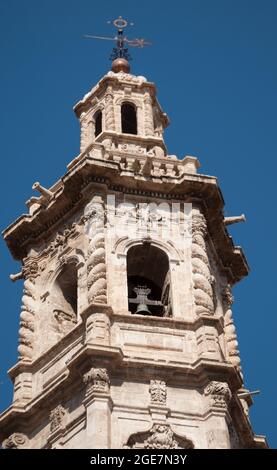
[224,214,246,226]
[32,181,53,203]
[10,272,23,282]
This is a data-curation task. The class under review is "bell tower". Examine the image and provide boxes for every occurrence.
[0,17,267,449]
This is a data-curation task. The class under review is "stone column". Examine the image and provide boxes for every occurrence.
[18,273,37,362]
[86,195,107,305]
[144,94,154,136]
[191,211,214,316]
[83,367,112,449]
[204,381,232,449]
[105,87,115,131]
[222,285,242,374]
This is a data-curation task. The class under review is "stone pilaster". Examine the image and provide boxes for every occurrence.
[83,367,112,449]
[144,93,154,136]
[204,381,232,449]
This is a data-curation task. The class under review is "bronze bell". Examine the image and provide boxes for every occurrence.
[135,303,151,315]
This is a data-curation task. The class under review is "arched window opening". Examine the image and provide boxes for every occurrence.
[121,102,137,135]
[127,244,172,317]
[95,110,102,137]
[52,263,78,325]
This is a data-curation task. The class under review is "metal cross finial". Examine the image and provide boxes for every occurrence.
[84,16,152,62]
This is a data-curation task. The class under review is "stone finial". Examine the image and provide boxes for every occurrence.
[149,380,167,405]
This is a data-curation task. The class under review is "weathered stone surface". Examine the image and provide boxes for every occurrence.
[0,65,267,450]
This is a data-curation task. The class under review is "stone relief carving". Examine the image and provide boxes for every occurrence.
[204,381,231,409]
[125,424,194,449]
[50,405,67,433]
[2,433,28,449]
[191,213,215,315]
[52,309,77,335]
[222,285,242,373]
[149,380,167,405]
[83,367,110,395]
[86,196,107,304]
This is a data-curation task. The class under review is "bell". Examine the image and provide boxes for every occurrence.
[135,303,151,315]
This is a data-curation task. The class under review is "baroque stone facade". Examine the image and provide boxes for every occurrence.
[0,59,267,449]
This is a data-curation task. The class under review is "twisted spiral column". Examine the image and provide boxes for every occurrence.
[18,278,36,360]
[191,213,214,315]
[223,285,242,373]
[86,198,107,304]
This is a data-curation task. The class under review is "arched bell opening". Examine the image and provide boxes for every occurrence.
[127,244,172,317]
[121,102,137,135]
[94,110,103,137]
[51,262,78,326]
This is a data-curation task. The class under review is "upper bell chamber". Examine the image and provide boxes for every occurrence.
[73,68,170,159]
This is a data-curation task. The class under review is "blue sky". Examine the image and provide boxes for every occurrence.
[0,0,276,447]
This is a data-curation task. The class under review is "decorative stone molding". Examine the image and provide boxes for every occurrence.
[204,381,231,409]
[18,278,36,360]
[149,380,167,405]
[2,433,28,449]
[191,213,214,315]
[83,367,110,396]
[86,196,107,304]
[125,424,194,449]
[49,405,67,433]
[222,285,242,372]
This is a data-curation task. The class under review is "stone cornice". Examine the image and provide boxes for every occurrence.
[3,149,248,283]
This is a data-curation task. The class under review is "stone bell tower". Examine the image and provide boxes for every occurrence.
[0,18,267,449]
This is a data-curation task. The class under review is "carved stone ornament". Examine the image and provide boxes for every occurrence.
[2,433,28,449]
[149,380,167,405]
[83,367,110,395]
[53,309,77,334]
[22,259,46,282]
[204,381,232,409]
[125,424,194,449]
[50,405,67,433]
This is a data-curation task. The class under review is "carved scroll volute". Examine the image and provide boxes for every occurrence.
[2,433,28,449]
[85,196,107,304]
[191,212,214,316]
[222,285,242,373]
[18,273,37,361]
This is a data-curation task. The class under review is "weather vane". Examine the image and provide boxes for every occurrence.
[84,16,152,65]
